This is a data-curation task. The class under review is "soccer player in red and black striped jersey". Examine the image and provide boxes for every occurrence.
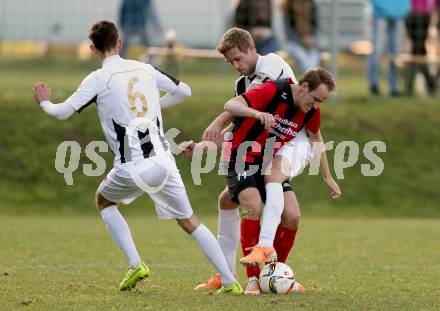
[226,76,320,166]
[224,68,341,266]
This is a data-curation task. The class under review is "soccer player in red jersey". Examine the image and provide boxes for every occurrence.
[184,59,341,294]
[222,69,341,266]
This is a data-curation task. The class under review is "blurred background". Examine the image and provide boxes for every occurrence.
[0,0,439,217]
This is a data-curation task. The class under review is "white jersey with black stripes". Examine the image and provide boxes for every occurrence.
[64,55,185,165]
[234,53,297,96]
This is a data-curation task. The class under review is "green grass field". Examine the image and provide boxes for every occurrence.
[1,215,439,310]
[1,55,439,310]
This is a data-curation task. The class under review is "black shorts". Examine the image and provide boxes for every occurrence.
[225,161,293,204]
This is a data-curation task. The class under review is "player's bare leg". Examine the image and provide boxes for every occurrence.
[175,213,201,233]
[96,192,149,290]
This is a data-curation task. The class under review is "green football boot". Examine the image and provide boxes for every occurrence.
[216,281,244,295]
[119,261,150,291]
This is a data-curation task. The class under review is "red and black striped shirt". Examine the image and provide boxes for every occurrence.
[227,78,320,164]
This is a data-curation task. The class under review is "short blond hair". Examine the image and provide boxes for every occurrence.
[217,27,254,54]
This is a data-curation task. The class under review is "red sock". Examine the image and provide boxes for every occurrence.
[240,218,261,278]
[273,225,298,263]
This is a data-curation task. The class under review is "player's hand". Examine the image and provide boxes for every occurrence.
[32,82,52,104]
[202,122,222,143]
[178,140,196,157]
[323,176,342,199]
[255,112,275,130]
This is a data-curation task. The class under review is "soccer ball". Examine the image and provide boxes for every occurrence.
[259,262,295,294]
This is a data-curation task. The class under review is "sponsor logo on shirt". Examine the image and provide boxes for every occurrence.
[269,115,299,140]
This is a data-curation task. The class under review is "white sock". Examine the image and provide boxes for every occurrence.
[100,206,141,268]
[259,183,284,248]
[217,208,240,275]
[191,224,236,287]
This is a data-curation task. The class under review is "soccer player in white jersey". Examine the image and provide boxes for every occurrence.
[31,20,243,294]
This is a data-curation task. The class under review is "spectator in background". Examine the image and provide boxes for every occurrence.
[234,0,279,54]
[405,0,438,96]
[367,0,410,96]
[119,0,162,58]
[437,4,440,84]
[279,0,320,73]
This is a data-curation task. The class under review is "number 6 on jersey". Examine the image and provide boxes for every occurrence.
[127,76,148,117]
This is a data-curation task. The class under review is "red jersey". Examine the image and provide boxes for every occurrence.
[229,78,320,163]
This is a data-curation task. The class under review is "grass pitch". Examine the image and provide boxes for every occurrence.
[1,215,439,310]
[0,55,439,310]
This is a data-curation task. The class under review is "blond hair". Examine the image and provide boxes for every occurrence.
[217,27,254,54]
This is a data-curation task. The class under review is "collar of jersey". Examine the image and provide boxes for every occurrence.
[102,55,121,66]
[252,54,262,77]
[285,78,295,106]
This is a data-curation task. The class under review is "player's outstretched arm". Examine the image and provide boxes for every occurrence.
[307,129,342,199]
[153,66,191,109]
[159,81,192,109]
[224,96,274,130]
[202,111,235,144]
[178,140,196,157]
[32,82,75,120]
[178,140,218,157]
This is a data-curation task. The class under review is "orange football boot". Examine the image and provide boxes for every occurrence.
[240,245,277,266]
[194,273,222,290]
